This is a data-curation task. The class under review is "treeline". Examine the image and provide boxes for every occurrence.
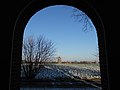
[57,61,99,64]
[21,60,99,64]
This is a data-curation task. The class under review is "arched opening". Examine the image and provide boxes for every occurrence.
[21,5,101,89]
[10,0,109,90]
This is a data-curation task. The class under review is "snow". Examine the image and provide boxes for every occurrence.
[21,63,101,80]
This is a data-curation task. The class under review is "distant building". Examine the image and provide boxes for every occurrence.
[57,56,62,63]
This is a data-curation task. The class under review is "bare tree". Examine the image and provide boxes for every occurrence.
[21,35,56,79]
[71,8,99,62]
[71,8,93,32]
[94,52,99,58]
[92,47,99,63]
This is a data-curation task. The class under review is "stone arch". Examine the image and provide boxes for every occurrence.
[10,0,109,90]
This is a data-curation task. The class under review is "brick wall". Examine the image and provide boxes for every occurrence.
[9,0,109,90]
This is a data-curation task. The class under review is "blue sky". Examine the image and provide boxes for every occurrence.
[23,5,99,61]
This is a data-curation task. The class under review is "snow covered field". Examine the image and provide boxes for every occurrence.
[21,63,101,81]
[34,63,101,80]
[21,63,101,90]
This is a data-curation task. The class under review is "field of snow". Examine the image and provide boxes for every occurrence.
[21,63,101,81]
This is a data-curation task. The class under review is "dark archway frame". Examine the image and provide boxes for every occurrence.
[10,0,109,90]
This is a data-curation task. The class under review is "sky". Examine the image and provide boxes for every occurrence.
[23,5,99,62]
